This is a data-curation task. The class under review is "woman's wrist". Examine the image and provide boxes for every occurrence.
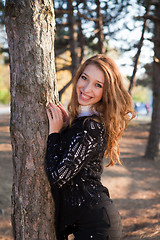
[48,131,59,136]
[49,128,61,134]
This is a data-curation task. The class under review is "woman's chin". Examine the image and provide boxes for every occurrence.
[78,100,91,106]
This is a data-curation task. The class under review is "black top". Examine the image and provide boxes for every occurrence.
[46,115,110,237]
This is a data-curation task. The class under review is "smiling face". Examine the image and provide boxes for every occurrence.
[76,64,105,106]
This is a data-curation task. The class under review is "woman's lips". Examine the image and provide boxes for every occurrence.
[80,91,92,101]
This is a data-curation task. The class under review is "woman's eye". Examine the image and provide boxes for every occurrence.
[81,75,87,80]
[96,83,102,88]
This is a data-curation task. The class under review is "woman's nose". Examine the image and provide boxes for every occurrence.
[83,82,92,92]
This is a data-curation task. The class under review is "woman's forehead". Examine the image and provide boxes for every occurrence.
[82,64,105,83]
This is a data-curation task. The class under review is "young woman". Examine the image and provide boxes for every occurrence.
[46,54,135,240]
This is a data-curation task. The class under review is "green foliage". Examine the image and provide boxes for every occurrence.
[0,88,10,104]
[0,62,10,104]
[132,85,151,103]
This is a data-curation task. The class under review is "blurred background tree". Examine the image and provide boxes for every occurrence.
[144,0,160,160]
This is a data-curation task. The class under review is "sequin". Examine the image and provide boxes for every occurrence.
[46,117,110,208]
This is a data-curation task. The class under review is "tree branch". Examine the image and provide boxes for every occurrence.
[135,14,160,22]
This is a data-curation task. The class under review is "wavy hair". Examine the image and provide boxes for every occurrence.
[68,54,136,166]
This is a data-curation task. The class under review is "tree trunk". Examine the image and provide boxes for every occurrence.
[5,0,58,239]
[77,8,84,64]
[96,0,105,54]
[128,4,150,95]
[59,79,72,101]
[145,2,160,160]
[67,0,78,78]
[58,0,78,101]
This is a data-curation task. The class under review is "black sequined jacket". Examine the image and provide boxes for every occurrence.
[46,115,110,238]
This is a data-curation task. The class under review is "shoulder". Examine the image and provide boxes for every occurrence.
[70,116,105,136]
[83,117,105,134]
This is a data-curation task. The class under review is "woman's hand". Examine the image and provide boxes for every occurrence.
[58,102,69,127]
[46,102,64,134]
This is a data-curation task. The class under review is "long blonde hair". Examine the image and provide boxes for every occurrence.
[68,54,136,166]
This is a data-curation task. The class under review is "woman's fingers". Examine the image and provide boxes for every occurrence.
[52,103,63,120]
[46,102,64,133]
[58,102,67,115]
[47,102,62,121]
[46,108,52,120]
[46,101,69,126]
[58,102,69,123]
[58,102,65,109]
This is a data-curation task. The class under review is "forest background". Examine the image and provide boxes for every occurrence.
[0,0,153,106]
[1,0,160,158]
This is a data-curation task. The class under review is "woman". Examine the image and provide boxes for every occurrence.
[46,54,135,240]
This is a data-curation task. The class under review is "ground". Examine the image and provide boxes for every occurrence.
[0,114,160,240]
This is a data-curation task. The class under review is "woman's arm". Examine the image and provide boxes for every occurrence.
[46,119,106,188]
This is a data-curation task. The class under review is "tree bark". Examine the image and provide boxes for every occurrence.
[145,1,160,160]
[5,0,58,239]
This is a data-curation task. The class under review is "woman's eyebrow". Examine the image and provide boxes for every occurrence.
[83,72,88,76]
[97,80,104,85]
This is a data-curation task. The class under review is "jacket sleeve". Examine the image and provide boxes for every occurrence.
[46,119,105,188]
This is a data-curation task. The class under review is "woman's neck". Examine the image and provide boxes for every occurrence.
[78,105,96,117]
